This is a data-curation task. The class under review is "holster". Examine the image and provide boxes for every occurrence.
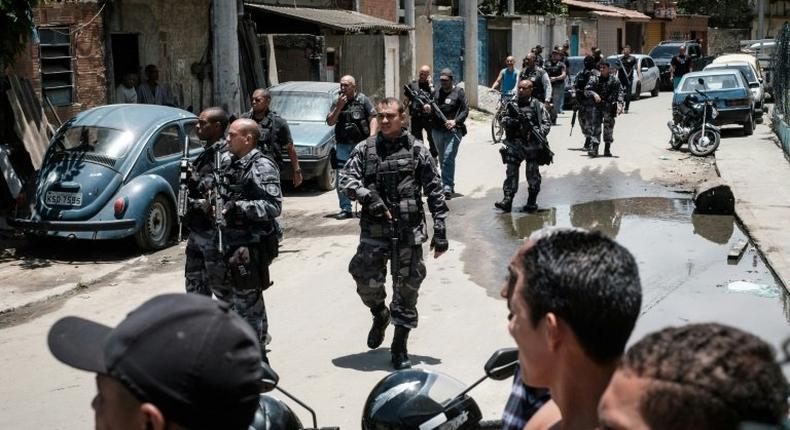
[227,245,266,290]
[500,140,526,164]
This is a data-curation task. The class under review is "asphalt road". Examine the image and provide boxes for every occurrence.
[1,91,787,429]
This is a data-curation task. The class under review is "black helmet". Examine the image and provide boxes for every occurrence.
[362,369,482,430]
[248,395,303,430]
[583,55,596,70]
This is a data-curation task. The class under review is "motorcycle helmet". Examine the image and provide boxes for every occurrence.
[362,369,482,430]
[249,394,303,430]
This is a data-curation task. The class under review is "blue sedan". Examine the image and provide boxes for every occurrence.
[672,70,756,135]
[10,104,202,249]
[269,81,339,190]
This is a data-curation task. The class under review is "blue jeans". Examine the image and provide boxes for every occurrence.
[335,142,354,212]
[556,81,566,112]
[431,128,462,190]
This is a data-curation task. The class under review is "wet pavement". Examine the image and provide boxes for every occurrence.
[456,193,789,352]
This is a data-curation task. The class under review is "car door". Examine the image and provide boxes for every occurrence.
[645,58,659,90]
[143,122,188,192]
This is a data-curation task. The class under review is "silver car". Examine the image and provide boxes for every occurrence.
[606,54,661,99]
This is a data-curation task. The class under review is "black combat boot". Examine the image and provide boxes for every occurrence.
[391,325,413,370]
[588,144,599,158]
[583,136,591,150]
[604,142,613,157]
[523,191,539,213]
[494,196,513,212]
[367,305,390,349]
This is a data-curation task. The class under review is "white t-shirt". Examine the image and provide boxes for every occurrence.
[116,85,138,104]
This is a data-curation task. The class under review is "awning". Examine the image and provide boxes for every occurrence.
[244,4,411,34]
[563,0,650,21]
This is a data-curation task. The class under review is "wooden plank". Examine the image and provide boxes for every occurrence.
[6,76,50,170]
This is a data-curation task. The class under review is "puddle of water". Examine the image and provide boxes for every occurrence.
[467,197,790,352]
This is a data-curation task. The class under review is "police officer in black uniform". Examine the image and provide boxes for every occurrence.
[241,88,303,187]
[618,45,637,113]
[575,55,599,150]
[519,53,552,108]
[326,75,378,219]
[404,65,438,159]
[494,80,552,213]
[428,68,468,199]
[585,62,624,157]
[544,49,567,125]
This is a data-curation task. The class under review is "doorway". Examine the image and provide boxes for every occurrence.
[487,29,510,87]
[111,34,140,87]
[570,26,579,56]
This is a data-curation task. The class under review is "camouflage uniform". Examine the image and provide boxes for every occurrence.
[185,144,281,352]
[185,140,227,297]
[584,73,624,156]
[339,132,448,329]
[574,67,599,149]
[499,97,552,204]
[241,109,291,167]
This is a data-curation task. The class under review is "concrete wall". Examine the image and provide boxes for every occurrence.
[511,15,568,63]
[431,16,488,84]
[326,34,385,98]
[108,0,212,111]
[415,16,434,73]
[664,15,708,52]
[597,17,624,56]
[708,28,752,56]
[360,0,397,22]
[11,2,107,122]
[272,35,325,82]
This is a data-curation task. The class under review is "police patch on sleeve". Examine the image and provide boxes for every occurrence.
[265,183,281,196]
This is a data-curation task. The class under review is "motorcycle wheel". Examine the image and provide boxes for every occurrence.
[491,112,505,143]
[688,128,720,156]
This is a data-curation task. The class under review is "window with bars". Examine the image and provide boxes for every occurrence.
[38,27,74,106]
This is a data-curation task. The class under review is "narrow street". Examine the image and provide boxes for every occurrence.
[1,91,787,429]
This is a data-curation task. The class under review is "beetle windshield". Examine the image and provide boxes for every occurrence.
[270,92,334,122]
[52,125,134,159]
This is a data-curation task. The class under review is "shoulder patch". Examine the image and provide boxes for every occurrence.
[265,183,281,196]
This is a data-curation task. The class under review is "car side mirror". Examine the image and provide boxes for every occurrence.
[698,77,705,85]
[484,348,519,381]
[260,361,279,392]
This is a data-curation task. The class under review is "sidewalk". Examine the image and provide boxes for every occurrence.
[715,119,790,289]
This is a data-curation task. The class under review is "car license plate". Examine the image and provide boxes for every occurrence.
[46,191,83,207]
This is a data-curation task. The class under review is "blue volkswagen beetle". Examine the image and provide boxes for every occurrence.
[10,104,203,250]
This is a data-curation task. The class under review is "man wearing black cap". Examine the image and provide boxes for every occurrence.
[47,293,264,430]
[428,68,468,199]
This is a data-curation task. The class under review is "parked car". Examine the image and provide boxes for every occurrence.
[606,54,661,99]
[9,105,201,250]
[672,70,756,135]
[742,39,775,99]
[712,53,769,103]
[563,55,585,110]
[704,61,765,122]
[268,81,339,191]
[649,40,704,90]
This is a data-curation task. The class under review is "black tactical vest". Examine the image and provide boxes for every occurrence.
[361,134,424,231]
[544,61,564,80]
[335,97,371,144]
[520,68,546,101]
[222,150,274,233]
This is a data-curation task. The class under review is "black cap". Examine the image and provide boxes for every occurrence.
[48,293,264,430]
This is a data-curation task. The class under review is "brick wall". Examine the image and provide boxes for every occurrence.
[32,2,106,122]
[360,0,396,22]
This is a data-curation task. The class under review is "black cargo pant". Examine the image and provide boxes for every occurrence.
[411,118,438,158]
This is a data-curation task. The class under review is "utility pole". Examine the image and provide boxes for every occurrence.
[405,0,416,76]
[212,0,242,115]
[508,0,515,15]
[464,0,478,108]
[757,0,765,39]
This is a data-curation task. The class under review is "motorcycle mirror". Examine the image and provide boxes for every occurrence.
[484,348,519,380]
[261,361,280,392]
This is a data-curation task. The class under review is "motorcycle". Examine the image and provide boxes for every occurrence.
[249,362,339,430]
[361,348,519,430]
[667,77,721,156]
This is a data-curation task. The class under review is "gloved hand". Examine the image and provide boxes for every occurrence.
[189,198,210,214]
[365,191,388,217]
[223,200,238,217]
[430,229,448,254]
[197,176,215,193]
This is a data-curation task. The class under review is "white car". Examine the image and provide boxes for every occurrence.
[606,54,661,99]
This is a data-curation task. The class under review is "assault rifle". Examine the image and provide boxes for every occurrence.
[176,134,190,241]
[212,143,227,252]
[378,173,402,288]
[569,105,578,136]
[403,84,448,124]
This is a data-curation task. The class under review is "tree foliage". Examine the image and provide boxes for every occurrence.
[479,0,565,16]
[1,0,38,67]
[676,0,754,29]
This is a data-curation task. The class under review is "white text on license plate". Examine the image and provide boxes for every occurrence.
[46,191,83,207]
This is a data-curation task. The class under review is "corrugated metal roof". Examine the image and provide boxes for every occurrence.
[244,4,411,34]
[563,0,650,21]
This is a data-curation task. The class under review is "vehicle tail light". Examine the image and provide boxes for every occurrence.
[725,98,751,107]
[114,197,127,217]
